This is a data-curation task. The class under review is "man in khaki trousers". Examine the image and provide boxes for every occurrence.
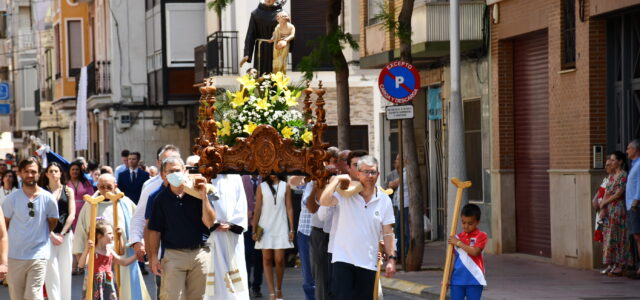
[2,157,59,300]
[147,157,216,300]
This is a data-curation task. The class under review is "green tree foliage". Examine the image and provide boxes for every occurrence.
[373,1,412,44]
[207,0,235,16]
[298,27,359,80]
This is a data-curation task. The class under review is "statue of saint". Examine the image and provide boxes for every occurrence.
[267,11,295,74]
[240,0,285,75]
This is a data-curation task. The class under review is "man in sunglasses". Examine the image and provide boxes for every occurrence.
[2,157,59,300]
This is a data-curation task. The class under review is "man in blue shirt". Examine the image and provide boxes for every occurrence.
[627,139,640,276]
[147,157,216,299]
[2,157,59,300]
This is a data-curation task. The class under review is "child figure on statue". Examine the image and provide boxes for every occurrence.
[268,11,295,74]
[447,204,488,300]
[79,219,138,300]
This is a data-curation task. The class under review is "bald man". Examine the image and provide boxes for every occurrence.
[72,174,151,300]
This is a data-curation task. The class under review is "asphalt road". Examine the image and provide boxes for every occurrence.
[0,265,421,299]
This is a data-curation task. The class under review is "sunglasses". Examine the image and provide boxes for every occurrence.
[27,202,34,217]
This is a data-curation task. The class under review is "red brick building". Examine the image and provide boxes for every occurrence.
[489,0,640,268]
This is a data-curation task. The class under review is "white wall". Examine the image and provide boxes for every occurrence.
[111,0,147,102]
[110,109,193,168]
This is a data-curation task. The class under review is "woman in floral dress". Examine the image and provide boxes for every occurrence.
[600,151,629,276]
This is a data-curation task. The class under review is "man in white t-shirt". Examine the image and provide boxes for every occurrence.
[319,155,396,299]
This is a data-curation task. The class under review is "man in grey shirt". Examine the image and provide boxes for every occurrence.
[2,157,59,300]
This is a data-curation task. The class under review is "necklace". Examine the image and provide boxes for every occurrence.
[271,182,280,205]
[2,188,10,196]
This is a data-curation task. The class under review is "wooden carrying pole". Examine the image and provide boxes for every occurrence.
[105,191,125,299]
[439,178,472,300]
[373,242,385,300]
[83,194,106,300]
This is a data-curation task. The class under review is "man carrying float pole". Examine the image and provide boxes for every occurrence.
[319,156,397,300]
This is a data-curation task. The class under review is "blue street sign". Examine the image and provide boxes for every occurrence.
[378,61,421,104]
[0,103,10,115]
[0,82,9,100]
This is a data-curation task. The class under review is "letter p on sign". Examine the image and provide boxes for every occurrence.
[395,76,405,89]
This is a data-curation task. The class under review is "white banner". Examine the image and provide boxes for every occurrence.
[75,66,88,151]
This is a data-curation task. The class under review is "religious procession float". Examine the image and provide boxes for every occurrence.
[193,72,331,188]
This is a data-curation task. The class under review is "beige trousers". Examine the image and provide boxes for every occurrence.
[160,248,210,300]
[7,258,47,300]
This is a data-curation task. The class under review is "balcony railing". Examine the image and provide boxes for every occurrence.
[412,1,485,43]
[17,28,34,50]
[75,60,111,98]
[95,61,111,95]
[206,31,239,76]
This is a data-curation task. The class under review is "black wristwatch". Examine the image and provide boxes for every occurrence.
[387,255,398,261]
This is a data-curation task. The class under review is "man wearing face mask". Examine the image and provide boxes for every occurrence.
[147,157,217,300]
[72,173,152,300]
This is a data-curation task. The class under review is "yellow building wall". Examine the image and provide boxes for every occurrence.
[53,0,91,101]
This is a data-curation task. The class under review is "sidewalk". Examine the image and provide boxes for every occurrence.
[382,241,640,300]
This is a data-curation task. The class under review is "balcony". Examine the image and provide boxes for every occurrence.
[361,0,486,68]
[39,31,54,49]
[17,28,35,51]
[206,31,239,76]
[75,60,111,99]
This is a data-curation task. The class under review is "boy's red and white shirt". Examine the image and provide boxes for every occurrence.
[451,228,488,286]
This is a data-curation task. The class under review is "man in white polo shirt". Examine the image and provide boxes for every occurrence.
[319,155,396,299]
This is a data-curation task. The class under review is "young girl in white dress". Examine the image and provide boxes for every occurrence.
[252,175,294,300]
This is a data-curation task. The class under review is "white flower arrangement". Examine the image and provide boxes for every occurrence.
[214,72,314,147]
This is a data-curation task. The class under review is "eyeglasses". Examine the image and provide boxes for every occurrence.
[360,170,379,176]
[27,202,34,217]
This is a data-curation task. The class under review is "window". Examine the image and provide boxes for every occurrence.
[324,125,369,150]
[367,0,383,26]
[562,0,576,69]
[67,20,83,77]
[19,6,32,28]
[0,14,6,39]
[54,24,61,79]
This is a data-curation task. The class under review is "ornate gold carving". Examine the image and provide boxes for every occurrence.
[194,78,330,188]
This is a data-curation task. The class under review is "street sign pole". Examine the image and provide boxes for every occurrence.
[378,61,420,272]
[398,118,405,271]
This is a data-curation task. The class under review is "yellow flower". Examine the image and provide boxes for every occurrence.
[230,89,246,108]
[281,126,294,139]
[237,75,257,90]
[301,129,313,144]
[243,122,258,135]
[219,120,231,136]
[256,95,271,110]
[273,72,290,90]
[284,90,298,107]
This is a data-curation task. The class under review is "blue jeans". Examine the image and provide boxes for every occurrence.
[297,231,315,300]
[450,285,483,300]
[394,206,410,256]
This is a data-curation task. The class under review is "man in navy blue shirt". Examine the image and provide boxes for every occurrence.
[147,156,216,300]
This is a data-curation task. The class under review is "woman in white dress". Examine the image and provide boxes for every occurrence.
[0,170,18,206]
[252,175,294,300]
[39,162,75,300]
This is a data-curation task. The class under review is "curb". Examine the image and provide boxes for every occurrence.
[381,277,444,300]
[382,277,499,300]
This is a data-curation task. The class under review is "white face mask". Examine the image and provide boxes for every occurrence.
[166,171,185,187]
